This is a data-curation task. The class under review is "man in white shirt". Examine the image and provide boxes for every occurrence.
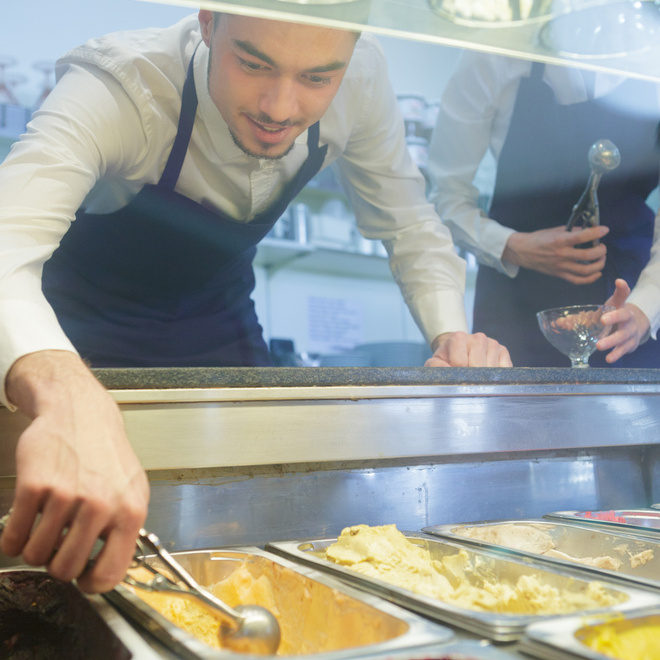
[430,50,660,367]
[0,13,510,592]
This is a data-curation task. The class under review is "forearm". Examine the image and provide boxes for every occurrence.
[6,350,94,417]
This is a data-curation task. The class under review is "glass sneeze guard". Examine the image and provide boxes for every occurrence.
[137,0,660,82]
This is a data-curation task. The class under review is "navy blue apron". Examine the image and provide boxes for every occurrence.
[473,63,660,367]
[42,51,328,367]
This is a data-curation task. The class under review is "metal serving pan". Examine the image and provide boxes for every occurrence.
[518,605,660,660]
[422,519,660,593]
[105,546,455,660]
[371,639,521,659]
[266,532,660,642]
[543,509,660,538]
[0,568,163,660]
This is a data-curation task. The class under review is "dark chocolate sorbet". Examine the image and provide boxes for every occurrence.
[0,571,131,660]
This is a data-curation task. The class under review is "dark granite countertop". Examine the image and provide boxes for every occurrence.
[93,366,660,390]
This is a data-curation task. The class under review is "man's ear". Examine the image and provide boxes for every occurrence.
[198,10,214,47]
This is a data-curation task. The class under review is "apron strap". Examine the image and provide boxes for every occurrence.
[159,48,199,191]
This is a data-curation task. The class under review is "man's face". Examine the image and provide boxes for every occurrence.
[199,11,357,160]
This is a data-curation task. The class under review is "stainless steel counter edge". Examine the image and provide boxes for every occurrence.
[101,379,660,402]
[3,376,658,473]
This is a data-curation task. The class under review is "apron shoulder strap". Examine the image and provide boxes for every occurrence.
[159,48,200,191]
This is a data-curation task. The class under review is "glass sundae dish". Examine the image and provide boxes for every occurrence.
[536,304,614,368]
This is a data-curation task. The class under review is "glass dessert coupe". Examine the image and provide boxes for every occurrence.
[536,304,614,368]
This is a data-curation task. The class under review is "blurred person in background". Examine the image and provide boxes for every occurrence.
[429,51,660,367]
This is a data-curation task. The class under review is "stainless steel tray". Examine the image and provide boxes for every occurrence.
[379,639,519,659]
[518,605,660,660]
[266,532,660,642]
[105,546,454,660]
[0,568,163,659]
[422,519,660,593]
[543,509,660,538]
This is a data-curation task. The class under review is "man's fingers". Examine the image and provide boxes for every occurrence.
[566,225,609,246]
[429,332,512,368]
[76,521,143,594]
[0,495,40,557]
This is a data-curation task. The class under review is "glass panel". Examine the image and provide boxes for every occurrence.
[1,2,658,370]
[138,0,660,82]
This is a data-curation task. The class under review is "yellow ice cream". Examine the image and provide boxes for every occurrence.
[325,524,627,615]
[579,619,660,660]
[125,561,277,649]
[124,556,407,655]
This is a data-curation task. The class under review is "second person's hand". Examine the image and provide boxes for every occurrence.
[502,224,609,283]
[597,278,651,363]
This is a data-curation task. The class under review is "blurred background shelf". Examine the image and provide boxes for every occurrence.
[255,238,392,279]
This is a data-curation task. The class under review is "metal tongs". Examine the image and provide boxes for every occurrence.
[566,139,621,241]
[0,513,280,655]
[126,529,280,655]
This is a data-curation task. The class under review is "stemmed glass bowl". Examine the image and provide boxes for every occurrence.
[536,304,614,368]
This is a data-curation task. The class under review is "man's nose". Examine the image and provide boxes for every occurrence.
[258,78,299,123]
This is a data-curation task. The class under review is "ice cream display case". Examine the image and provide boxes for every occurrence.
[1,366,660,657]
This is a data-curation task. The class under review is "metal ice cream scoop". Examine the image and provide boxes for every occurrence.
[126,529,281,655]
[0,514,281,655]
[566,139,621,233]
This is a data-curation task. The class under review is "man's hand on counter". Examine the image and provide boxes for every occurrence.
[1,350,149,593]
[426,332,513,367]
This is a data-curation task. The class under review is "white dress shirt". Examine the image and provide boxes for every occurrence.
[429,50,660,339]
[0,15,468,406]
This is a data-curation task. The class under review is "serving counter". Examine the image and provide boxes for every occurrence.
[1,367,658,553]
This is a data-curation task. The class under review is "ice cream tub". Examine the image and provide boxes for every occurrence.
[266,527,660,642]
[518,605,660,660]
[104,546,455,660]
[543,509,660,538]
[422,519,660,593]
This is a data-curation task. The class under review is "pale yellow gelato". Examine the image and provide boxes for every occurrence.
[456,523,659,571]
[629,549,654,568]
[125,562,277,650]
[124,555,407,655]
[578,618,660,660]
[324,524,627,615]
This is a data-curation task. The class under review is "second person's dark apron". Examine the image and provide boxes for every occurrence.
[42,50,328,367]
[473,63,660,367]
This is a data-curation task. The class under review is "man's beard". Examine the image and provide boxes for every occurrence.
[228,125,296,161]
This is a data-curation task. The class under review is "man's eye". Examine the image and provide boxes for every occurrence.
[306,74,332,86]
[239,57,264,72]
